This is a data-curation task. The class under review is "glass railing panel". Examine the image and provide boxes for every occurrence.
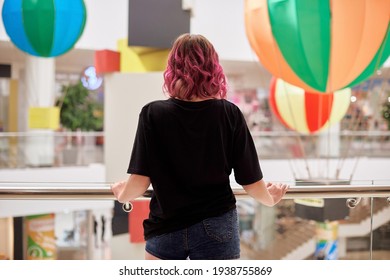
[238,180,380,260]
[1,181,389,260]
[370,197,390,260]
[55,210,90,260]
[0,182,111,260]
[371,180,390,260]
[238,197,375,260]
[252,131,390,159]
[0,131,104,169]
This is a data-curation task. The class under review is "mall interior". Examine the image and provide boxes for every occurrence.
[0,0,390,260]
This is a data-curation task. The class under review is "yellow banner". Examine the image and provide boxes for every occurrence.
[294,198,324,208]
[25,214,57,260]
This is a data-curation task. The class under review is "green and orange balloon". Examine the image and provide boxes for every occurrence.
[245,0,390,93]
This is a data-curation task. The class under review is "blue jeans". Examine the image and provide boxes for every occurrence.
[145,208,240,260]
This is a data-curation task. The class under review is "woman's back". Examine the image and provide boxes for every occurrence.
[129,97,261,239]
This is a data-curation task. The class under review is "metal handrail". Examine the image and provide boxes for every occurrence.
[0,131,105,137]
[251,130,390,137]
[1,130,390,137]
[0,183,390,200]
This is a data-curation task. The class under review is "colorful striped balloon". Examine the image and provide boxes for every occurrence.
[269,77,351,134]
[245,0,390,93]
[2,0,86,57]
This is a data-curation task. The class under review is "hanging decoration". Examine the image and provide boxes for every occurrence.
[2,0,87,57]
[269,77,351,134]
[245,0,390,93]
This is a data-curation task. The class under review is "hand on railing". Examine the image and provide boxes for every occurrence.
[242,179,289,207]
[110,180,127,202]
[110,180,133,213]
[267,182,289,205]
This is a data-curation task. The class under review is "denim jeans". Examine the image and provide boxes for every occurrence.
[145,208,240,260]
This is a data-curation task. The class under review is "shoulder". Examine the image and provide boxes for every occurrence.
[143,99,169,109]
[218,100,247,131]
[140,99,171,114]
[218,99,243,117]
[138,100,174,124]
[220,99,240,110]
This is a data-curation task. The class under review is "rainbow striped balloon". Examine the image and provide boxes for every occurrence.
[245,0,390,93]
[269,77,351,134]
[2,0,86,57]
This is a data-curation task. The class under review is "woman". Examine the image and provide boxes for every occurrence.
[111,34,289,260]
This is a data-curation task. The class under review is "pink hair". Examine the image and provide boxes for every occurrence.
[163,34,227,100]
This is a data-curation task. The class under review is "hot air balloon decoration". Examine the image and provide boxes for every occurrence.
[269,77,351,134]
[2,0,87,57]
[245,0,390,93]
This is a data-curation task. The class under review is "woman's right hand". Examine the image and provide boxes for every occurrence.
[243,179,289,207]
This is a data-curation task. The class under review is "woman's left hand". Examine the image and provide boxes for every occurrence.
[110,180,127,202]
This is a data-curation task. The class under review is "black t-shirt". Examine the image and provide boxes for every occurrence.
[127,98,263,239]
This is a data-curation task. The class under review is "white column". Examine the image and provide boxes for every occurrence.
[104,72,164,182]
[104,72,164,259]
[24,56,56,166]
[25,56,55,107]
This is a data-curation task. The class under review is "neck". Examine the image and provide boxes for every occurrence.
[175,97,216,102]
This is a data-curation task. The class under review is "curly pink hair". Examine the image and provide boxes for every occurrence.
[163,34,227,100]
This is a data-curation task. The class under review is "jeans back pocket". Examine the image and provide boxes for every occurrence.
[202,209,238,242]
